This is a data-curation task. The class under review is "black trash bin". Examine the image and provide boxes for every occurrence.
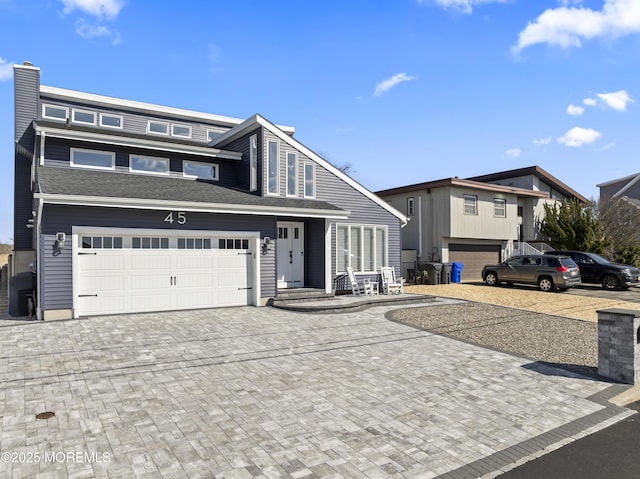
[451,262,464,283]
[426,263,443,285]
[441,263,452,284]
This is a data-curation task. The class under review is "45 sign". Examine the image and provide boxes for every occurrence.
[163,211,187,225]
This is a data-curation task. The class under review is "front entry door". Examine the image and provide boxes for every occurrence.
[277,221,304,288]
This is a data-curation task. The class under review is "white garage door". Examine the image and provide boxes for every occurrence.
[75,233,254,316]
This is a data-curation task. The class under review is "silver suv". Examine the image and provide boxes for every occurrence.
[482,255,581,292]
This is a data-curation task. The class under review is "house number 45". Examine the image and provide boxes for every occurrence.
[164,211,187,225]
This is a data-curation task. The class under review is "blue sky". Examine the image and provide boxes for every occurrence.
[1,0,639,243]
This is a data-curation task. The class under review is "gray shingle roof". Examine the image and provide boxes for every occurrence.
[37,166,344,213]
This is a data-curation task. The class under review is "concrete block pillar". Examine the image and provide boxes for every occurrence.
[597,308,640,384]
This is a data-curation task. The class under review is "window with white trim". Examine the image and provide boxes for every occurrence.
[71,148,115,170]
[207,128,227,142]
[178,238,212,249]
[463,195,477,215]
[147,120,169,135]
[407,197,415,216]
[130,155,169,175]
[72,109,96,126]
[304,163,315,198]
[132,237,169,249]
[183,160,218,180]
[100,113,123,129]
[286,152,297,196]
[267,139,279,195]
[171,124,191,138]
[336,224,388,273]
[42,104,68,121]
[81,236,123,249]
[494,198,506,218]
[219,238,249,250]
[250,134,258,192]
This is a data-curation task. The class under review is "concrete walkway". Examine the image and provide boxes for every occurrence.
[0,301,634,478]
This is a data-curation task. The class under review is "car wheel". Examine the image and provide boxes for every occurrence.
[538,277,554,292]
[485,272,498,286]
[602,274,620,290]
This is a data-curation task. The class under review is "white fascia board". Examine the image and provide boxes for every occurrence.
[35,124,241,160]
[40,85,296,133]
[255,115,408,225]
[35,193,350,219]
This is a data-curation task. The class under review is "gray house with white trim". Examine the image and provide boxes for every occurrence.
[10,62,405,320]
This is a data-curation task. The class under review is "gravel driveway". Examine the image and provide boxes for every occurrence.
[391,283,640,378]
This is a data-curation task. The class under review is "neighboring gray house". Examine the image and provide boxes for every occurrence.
[10,62,405,320]
[376,166,587,280]
[597,172,640,207]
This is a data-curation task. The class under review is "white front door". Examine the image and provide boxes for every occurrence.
[277,221,304,288]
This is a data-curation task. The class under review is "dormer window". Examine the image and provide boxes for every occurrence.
[100,113,123,129]
[42,104,68,121]
[130,154,169,175]
[71,148,115,170]
[171,124,191,138]
[72,109,96,126]
[183,160,218,180]
[147,121,169,136]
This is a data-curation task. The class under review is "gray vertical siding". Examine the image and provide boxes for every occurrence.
[40,204,279,310]
[14,66,40,250]
[40,234,73,310]
[222,129,262,194]
[260,128,402,279]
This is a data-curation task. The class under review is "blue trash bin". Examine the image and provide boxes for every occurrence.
[451,262,463,283]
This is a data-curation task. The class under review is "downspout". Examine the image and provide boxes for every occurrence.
[418,196,422,259]
[35,197,43,320]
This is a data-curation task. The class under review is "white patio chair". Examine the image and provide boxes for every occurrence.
[346,267,374,296]
[381,266,403,294]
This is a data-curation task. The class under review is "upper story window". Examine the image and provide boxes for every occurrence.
[207,128,226,142]
[267,140,279,195]
[130,154,169,175]
[71,148,115,170]
[494,198,507,218]
[42,104,68,121]
[147,121,169,136]
[286,152,297,196]
[171,124,192,138]
[304,163,315,198]
[250,134,258,192]
[407,197,415,216]
[100,113,123,129]
[517,206,524,217]
[463,195,477,215]
[72,109,96,126]
[183,160,218,180]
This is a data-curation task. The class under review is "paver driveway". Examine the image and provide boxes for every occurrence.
[0,302,634,478]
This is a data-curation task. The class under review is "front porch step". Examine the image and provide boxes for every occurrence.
[270,292,437,314]
[270,288,335,305]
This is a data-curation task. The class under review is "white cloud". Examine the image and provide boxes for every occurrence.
[75,19,120,44]
[513,0,640,52]
[506,148,521,158]
[61,0,124,20]
[567,104,585,116]
[430,0,508,14]
[373,73,416,96]
[557,126,601,147]
[597,89,633,111]
[583,97,597,106]
[208,44,222,62]
[0,57,12,81]
[533,136,552,146]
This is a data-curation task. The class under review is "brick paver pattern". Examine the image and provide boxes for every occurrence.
[0,303,633,478]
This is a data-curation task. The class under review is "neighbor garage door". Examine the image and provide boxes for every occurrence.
[448,244,501,281]
[75,232,254,316]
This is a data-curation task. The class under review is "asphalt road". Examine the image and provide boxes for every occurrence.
[500,400,640,479]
